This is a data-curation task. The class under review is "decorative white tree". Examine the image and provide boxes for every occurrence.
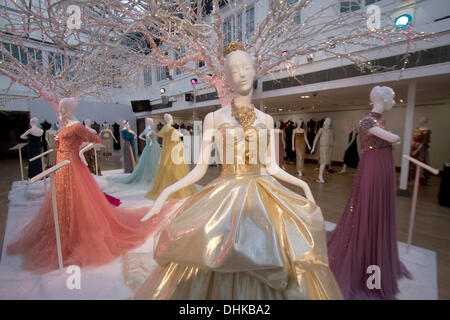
[0,0,140,115]
[21,0,431,107]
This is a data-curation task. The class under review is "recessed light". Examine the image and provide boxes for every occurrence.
[301,95,310,98]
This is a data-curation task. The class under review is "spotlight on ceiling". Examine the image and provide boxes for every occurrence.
[301,95,310,99]
[160,88,166,94]
[395,14,412,28]
[191,78,198,85]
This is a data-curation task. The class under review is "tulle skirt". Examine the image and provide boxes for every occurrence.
[117,141,161,188]
[7,150,169,274]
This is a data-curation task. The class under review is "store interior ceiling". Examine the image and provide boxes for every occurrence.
[163,73,450,120]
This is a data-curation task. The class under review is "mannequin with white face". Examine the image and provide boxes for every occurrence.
[100,123,118,157]
[21,117,44,139]
[368,86,400,143]
[312,117,335,183]
[339,120,359,174]
[142,47,315,221]
[58,98,80,128]
[163,114,183,139]
[292,119,311,176]
[139,118,156,143]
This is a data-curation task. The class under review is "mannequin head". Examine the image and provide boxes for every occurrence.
[419,116,428,127]
[164,113,173,125]
[59,97,78,121]
[122,120,130,129]
[85,119,91,127]
[103,123,110,130]
[145,117,154,127]
[224,50,255,97]
[324,117,332,128]
[370,86,395,112]
[30,117,39,127]
[297,119,304,128]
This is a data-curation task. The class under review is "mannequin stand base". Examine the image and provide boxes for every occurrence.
[397,188,411,197]
[314,179,326,183]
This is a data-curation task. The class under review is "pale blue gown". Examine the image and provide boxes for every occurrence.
[115,130,161,189]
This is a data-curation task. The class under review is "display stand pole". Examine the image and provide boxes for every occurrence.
[30,160,70,270]
[402,154,439,253]
[9,143,28,184]
[29,149,54,192]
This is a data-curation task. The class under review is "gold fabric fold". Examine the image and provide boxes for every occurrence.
[126,123,342,300]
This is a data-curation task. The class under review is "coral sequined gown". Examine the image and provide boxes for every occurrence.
[128,120,343,300]
[7,123,165,273]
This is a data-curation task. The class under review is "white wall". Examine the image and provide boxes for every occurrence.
[273,102,450,169]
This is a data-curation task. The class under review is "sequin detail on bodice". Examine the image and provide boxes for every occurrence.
[57,123,101,159]
[214,122,270,177]
[359,112,392,154]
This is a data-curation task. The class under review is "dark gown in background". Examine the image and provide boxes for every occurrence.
[343,131,360,168]
[113,122,121,150]
[40,121,51,151]
[91,122,101,134]
[27,135,43,179]
[306,119,316,154]
[284,121,296,161]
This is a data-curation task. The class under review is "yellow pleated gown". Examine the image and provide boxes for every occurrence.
[145,125,196,200]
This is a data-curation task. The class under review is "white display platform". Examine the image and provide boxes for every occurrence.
[0,170,438,300]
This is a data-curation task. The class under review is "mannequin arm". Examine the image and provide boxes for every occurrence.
[368,126,400,144]
[346,130,357,149]
[266,117,316,203]
[291,129,296,151]
[79,142,94,166]
[304,131,311,150]
[141,113,215,222]
[81,126,102,144]
[411,143,423,157]
[311,129,322,153]
[110,130,119,143]
[138,128,149,142]
[20,129,31,140]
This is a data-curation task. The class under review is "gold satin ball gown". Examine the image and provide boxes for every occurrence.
[145,125,196,200]
[130,122,343,300]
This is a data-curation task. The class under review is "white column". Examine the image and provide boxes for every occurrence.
[398,81,416,196]
[259,101,264,112]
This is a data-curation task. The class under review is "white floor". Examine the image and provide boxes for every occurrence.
[0,170,438,299]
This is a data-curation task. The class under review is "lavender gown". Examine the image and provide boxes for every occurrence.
[327,112,410,300]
